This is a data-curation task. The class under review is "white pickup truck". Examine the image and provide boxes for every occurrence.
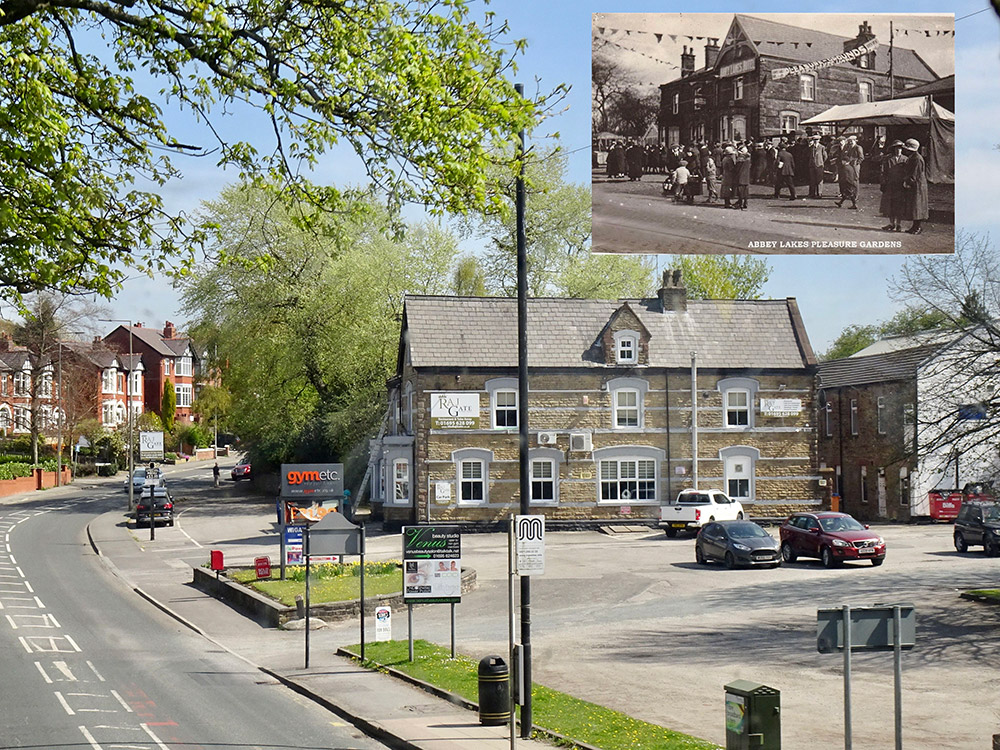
[659,488,745,537]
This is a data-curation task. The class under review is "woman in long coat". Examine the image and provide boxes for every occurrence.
[720,146,738,209]
[879,140,908,231]
[901,138,929,234]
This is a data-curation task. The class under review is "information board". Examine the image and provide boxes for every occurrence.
[139,431,164,461]
[402,525,462,603]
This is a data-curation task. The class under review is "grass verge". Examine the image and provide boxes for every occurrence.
[229,564,401,607]
[350,639,720,750]
[965,589,1000,602]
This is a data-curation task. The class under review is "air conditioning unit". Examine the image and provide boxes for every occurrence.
[537,432,558,446]
[569,432,593,452]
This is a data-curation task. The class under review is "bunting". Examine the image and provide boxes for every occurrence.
[771,37,879,80]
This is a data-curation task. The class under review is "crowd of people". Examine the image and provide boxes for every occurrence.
[603,133,930,233]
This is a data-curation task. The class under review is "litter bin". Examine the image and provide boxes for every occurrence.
[724,680,780,750]
[477,655,510,726]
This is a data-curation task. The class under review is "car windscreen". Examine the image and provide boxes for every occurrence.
[819,516,865,532]
[677,494,712,504]
[982,505,1000,522]
[727,522,769,539]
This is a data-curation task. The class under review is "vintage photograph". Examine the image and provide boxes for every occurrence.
[592,13,955,254]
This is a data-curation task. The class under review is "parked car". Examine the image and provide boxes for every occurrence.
[779,511,885,568]
[231,459,252,481]
[135,486,174,527]
[123,467,147,492]
[660,488,744,537]
[695,520,781,569]
[953,500,1000,555]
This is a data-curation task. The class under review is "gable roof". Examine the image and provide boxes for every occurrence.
[105,325,195,360]
[817,345,941,389]
[402,295,815,370]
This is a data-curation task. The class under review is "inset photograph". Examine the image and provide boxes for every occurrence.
[592,13,955,254]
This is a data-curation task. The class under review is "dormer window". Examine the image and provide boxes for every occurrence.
[613,330,639,365]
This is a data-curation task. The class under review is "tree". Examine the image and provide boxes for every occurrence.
[0,1,561,307]
[191,384,232,442]
[671,256,771,300]
[453,256,489,297]
[822,304,954,360]
[161,379,176,434]
[822,324,879,361]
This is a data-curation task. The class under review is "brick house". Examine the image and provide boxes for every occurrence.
[369,272,823,528]
[658,15,938,145]
[0,343,43,436]
[817,330,999,522]
[104,322,198,425]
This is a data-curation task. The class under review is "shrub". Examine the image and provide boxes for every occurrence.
[0,463,33,481]
[97,463,119,477]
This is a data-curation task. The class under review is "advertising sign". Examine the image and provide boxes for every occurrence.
[254,556,272,580]
[429,392,480,429]
[514,515,545,576]
[402,525,462,603]
[760,398,802,417]
[725,693,746,733]
[138,431,164,461]
[374,606,392,641]
[280,463,344,499]
[284,525,305,565]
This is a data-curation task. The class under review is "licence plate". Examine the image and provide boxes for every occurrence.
[671,523,687,529]
[858,547,874,554]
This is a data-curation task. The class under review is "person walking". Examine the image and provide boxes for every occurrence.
[879,140,908,232]
[773,141,797,200]
[213,461,221,488]
[807,135,827,199]
[672,160,690,203]
[835,134,865,209]
[703,149,719,203]
[901,138,929,234]
[720,146,738,209]
[735,144,751,210]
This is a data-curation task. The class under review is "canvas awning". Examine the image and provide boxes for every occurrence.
[801,96,955,126]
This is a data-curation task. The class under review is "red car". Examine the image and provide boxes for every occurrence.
[231,459,252,481]
[779,511,885,568]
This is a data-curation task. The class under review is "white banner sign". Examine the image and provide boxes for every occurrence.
[430,392,480,429]
[772,38,878,80]
[374,606,392,641]
[761,398,803,417]
[514,514,545,576]
[138,431,164,460]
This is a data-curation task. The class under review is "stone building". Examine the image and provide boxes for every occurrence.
[370,272,823,528]
[658,14,939,145]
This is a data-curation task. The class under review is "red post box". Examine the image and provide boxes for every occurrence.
[210,549,225,571]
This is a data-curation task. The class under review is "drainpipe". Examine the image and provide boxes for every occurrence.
[665,369,672,500]
[690,352,698,489]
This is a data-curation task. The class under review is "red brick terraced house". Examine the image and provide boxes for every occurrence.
[369,271,824,529]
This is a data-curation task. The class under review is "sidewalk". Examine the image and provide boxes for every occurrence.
[82,487,548,750]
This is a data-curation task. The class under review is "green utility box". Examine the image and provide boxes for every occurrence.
[724,680,781,750]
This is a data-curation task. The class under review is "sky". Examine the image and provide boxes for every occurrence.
[39,1,1000,355]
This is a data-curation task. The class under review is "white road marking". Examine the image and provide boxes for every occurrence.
[110,690,133,712]
[140,723,171,750]
[87,661,106,682]
[55,690,76,715]
[55,661,79,681]
[24,580,33,592]
[35,661,53,683]
[78,725,103,750]
[6,614,17,629]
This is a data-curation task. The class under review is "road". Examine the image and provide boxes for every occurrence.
[0,485,388,750]
[592,173,953,255]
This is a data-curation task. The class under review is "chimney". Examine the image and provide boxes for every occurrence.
[705,38,720,69]
[163,321,176,339]
[845,21,876,62]
[680,45,695,78]
[0,332,10,352]
[658,269,687,312]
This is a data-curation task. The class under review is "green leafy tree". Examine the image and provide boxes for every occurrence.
[670,256,771,300]
[160,379,176,433]
[136,412,164,433]
[453,256,489,297]
[821,324,880,361]
[0,1,560,307]
[822,305,953,360]
[191,384,232,441]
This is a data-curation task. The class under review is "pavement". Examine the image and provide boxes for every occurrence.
[2,465,552,750]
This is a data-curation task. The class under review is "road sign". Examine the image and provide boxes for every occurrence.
[817,604,916,653]
[514,514,545,575]
[375,606,392,641]
[138,431,164,461]
[307,512,362,556]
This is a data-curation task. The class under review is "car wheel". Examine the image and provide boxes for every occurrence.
[665,527,677,538]
[781,542,797,563]
[168,519,175,527]
[871,557,883,567]
[821,547,837,568]
[985,537,998,558]
[695,545,708,565]
[724,551,737,570]
[954,531,968,553]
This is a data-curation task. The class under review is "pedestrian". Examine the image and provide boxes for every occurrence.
[900,138,928,234]
[213,461,220,487]
[703,150,719,203]
[735,145,751,210]
[625,141,645,181]
[835,134,864,209]
[879,140,908,232]
[807,135,827,199]
[672,160,690,202]
[774,141,797,200]
[606,142,625,178]
[720,146,737,209]
[684,158,702,205]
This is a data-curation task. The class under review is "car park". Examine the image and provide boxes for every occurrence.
[135,485,174,527]
[695,520,781,569]
[953,500,1000,555]
[779,511,885,568]
[231,459,252,481]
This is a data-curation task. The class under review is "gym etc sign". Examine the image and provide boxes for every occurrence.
[280,463,344,499]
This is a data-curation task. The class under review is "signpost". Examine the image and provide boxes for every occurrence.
[305,513,364,666]
[509,513,545,747]
[138,431,164,461]
[817,603,915,750]
[402,525,461,660]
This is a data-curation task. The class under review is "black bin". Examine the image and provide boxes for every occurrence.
[477,655,510,725]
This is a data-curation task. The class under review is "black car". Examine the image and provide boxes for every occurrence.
[954,500,1000,555]
[135,486,174,527]
[695,520,781,569]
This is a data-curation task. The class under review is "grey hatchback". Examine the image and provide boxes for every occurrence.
[695,520,781,569]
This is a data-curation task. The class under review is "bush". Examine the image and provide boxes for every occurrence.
[0,463,33,481]
[284,560,401,582]
[73,462,98,477]
[97,463,119,477]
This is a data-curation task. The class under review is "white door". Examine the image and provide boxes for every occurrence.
[724,455,752,502]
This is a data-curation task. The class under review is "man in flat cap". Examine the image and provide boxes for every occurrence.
[836,134,865,209]
[901,138,928,234]
[807,134,827,199]
[879,140,908,231]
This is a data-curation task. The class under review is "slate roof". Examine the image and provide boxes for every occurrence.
[850,330,955,357]
[107,325,194,360]
[817,345,941,389]
[402,296,814,370]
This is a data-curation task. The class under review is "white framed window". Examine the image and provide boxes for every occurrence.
[721,446,759,502]
[0,405,11,431]
[392,458,410,504]
[102,401,116,426]
[899,467,910,507]
[850,398,859,436]
[164,360,171,377]
[718,378,758,429]
[858,80,873,103]
[858,53,870,69]
[599,458,656,502]
[486,378,518,429]
[825,401,833,438]
[13,405,29,432]
[115,402,126,425]
[902,403,915,447]
[608,377,647,430]
[454,448,492,505]
[734,76,744,100]
[799,73,815,101]
[14,370,29,396]
[175,384,193,408]
[39,371,53,398]
[877,396,887,435]
[779,110,799,134]
[403,382,414,434]
[530,459,556,504]
[0,374,6,396]
[102,368,116,394]
[672,92,679,115]
[613,330,639,365]
[176,356,192,376]
[130,370,142,396]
